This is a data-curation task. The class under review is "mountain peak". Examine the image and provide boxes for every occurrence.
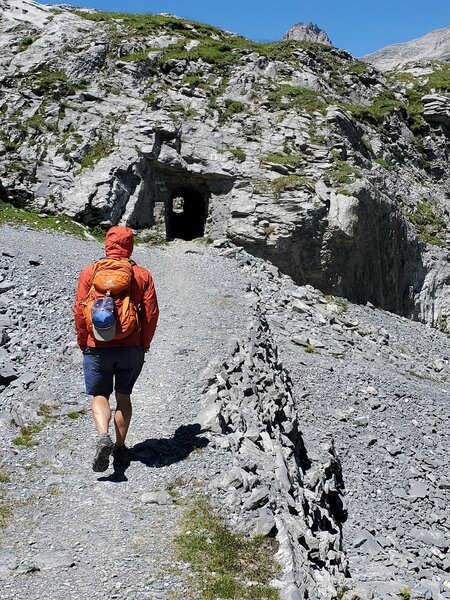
[282,22,332,45]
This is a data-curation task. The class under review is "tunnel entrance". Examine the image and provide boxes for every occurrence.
[167,187,207,240]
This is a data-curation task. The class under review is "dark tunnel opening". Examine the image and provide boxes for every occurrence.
[167,187,207,241]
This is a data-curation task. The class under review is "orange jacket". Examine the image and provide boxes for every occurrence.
[73,226,159,352]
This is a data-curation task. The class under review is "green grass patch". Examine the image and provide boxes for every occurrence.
[0,499,12,528]
[193,236,214,244]
[37,403,58,420]
[397,587,411,600]
[389,63,450,132]
[79,138,115,170]
[17,35,39,53]
[228,147,246,162]
[143,93,157,105]
[25,67,80,99]
[89,225,107,242]
[324,294,349,313]
[427,63,450,93]
[135,231,167,246]
[0,473,10,484]
[174,496,280,600]
[261,153,303,168]
[345,90,405,125]
[267,85,327,114]
[219,99,248,122]
[183,74,208,88]
[329,154,359,185]
[261,225,275,237]
[409,200,447,247]
[0,200,88,238]
[374,157,396,171]
[348,60,368,75]
[67,408,87,420]
[271,175,314,194]
[12,424,44,447]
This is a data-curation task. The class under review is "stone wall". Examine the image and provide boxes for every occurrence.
[196,293,349,599]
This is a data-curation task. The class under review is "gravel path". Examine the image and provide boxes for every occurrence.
[0,227,252,600]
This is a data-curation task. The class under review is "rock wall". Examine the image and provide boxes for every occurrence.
[196,295,349,599]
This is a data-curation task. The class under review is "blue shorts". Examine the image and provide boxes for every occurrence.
[83,346,145,396]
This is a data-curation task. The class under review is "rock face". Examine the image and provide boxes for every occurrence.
[0,0,449,330]
[282,22,332,46]
[363,26,450,70]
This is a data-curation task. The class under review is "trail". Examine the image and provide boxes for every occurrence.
[0,231,252,600]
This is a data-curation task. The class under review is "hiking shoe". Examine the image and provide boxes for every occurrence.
[92,434,114,472]
[113,444,131,471]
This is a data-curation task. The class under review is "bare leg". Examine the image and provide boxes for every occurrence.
[91,395,111,435]
[114,392,132,446]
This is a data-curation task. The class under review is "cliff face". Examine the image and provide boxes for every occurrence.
[0,0,450,326]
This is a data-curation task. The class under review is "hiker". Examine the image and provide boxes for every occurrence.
[73,226,159,472]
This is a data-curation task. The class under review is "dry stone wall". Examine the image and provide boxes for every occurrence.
[196,294,349,599]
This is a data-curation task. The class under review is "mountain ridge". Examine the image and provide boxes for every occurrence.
[363,25,450,70]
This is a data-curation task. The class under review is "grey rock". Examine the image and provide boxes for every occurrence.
[194,402,224,433]
[140,491,172,505]
[409,527,449,550]
[33,551,75,570]
[0,550,19,574]
[409,481,429,499]
[0,283,15,294]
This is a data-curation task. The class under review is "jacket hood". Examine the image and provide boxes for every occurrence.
[105,226,134,258]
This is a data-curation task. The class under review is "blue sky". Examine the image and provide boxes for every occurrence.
[42,0,450,56]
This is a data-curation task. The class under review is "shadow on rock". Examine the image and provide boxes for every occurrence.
[132,423,209,468]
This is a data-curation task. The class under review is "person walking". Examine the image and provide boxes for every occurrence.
[74,226,159,472]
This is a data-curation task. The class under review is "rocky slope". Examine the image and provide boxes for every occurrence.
[363,26,450,71]
[0,4,449,319]
[0,225,450,600]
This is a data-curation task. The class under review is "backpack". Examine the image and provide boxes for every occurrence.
[83,258,139,341]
